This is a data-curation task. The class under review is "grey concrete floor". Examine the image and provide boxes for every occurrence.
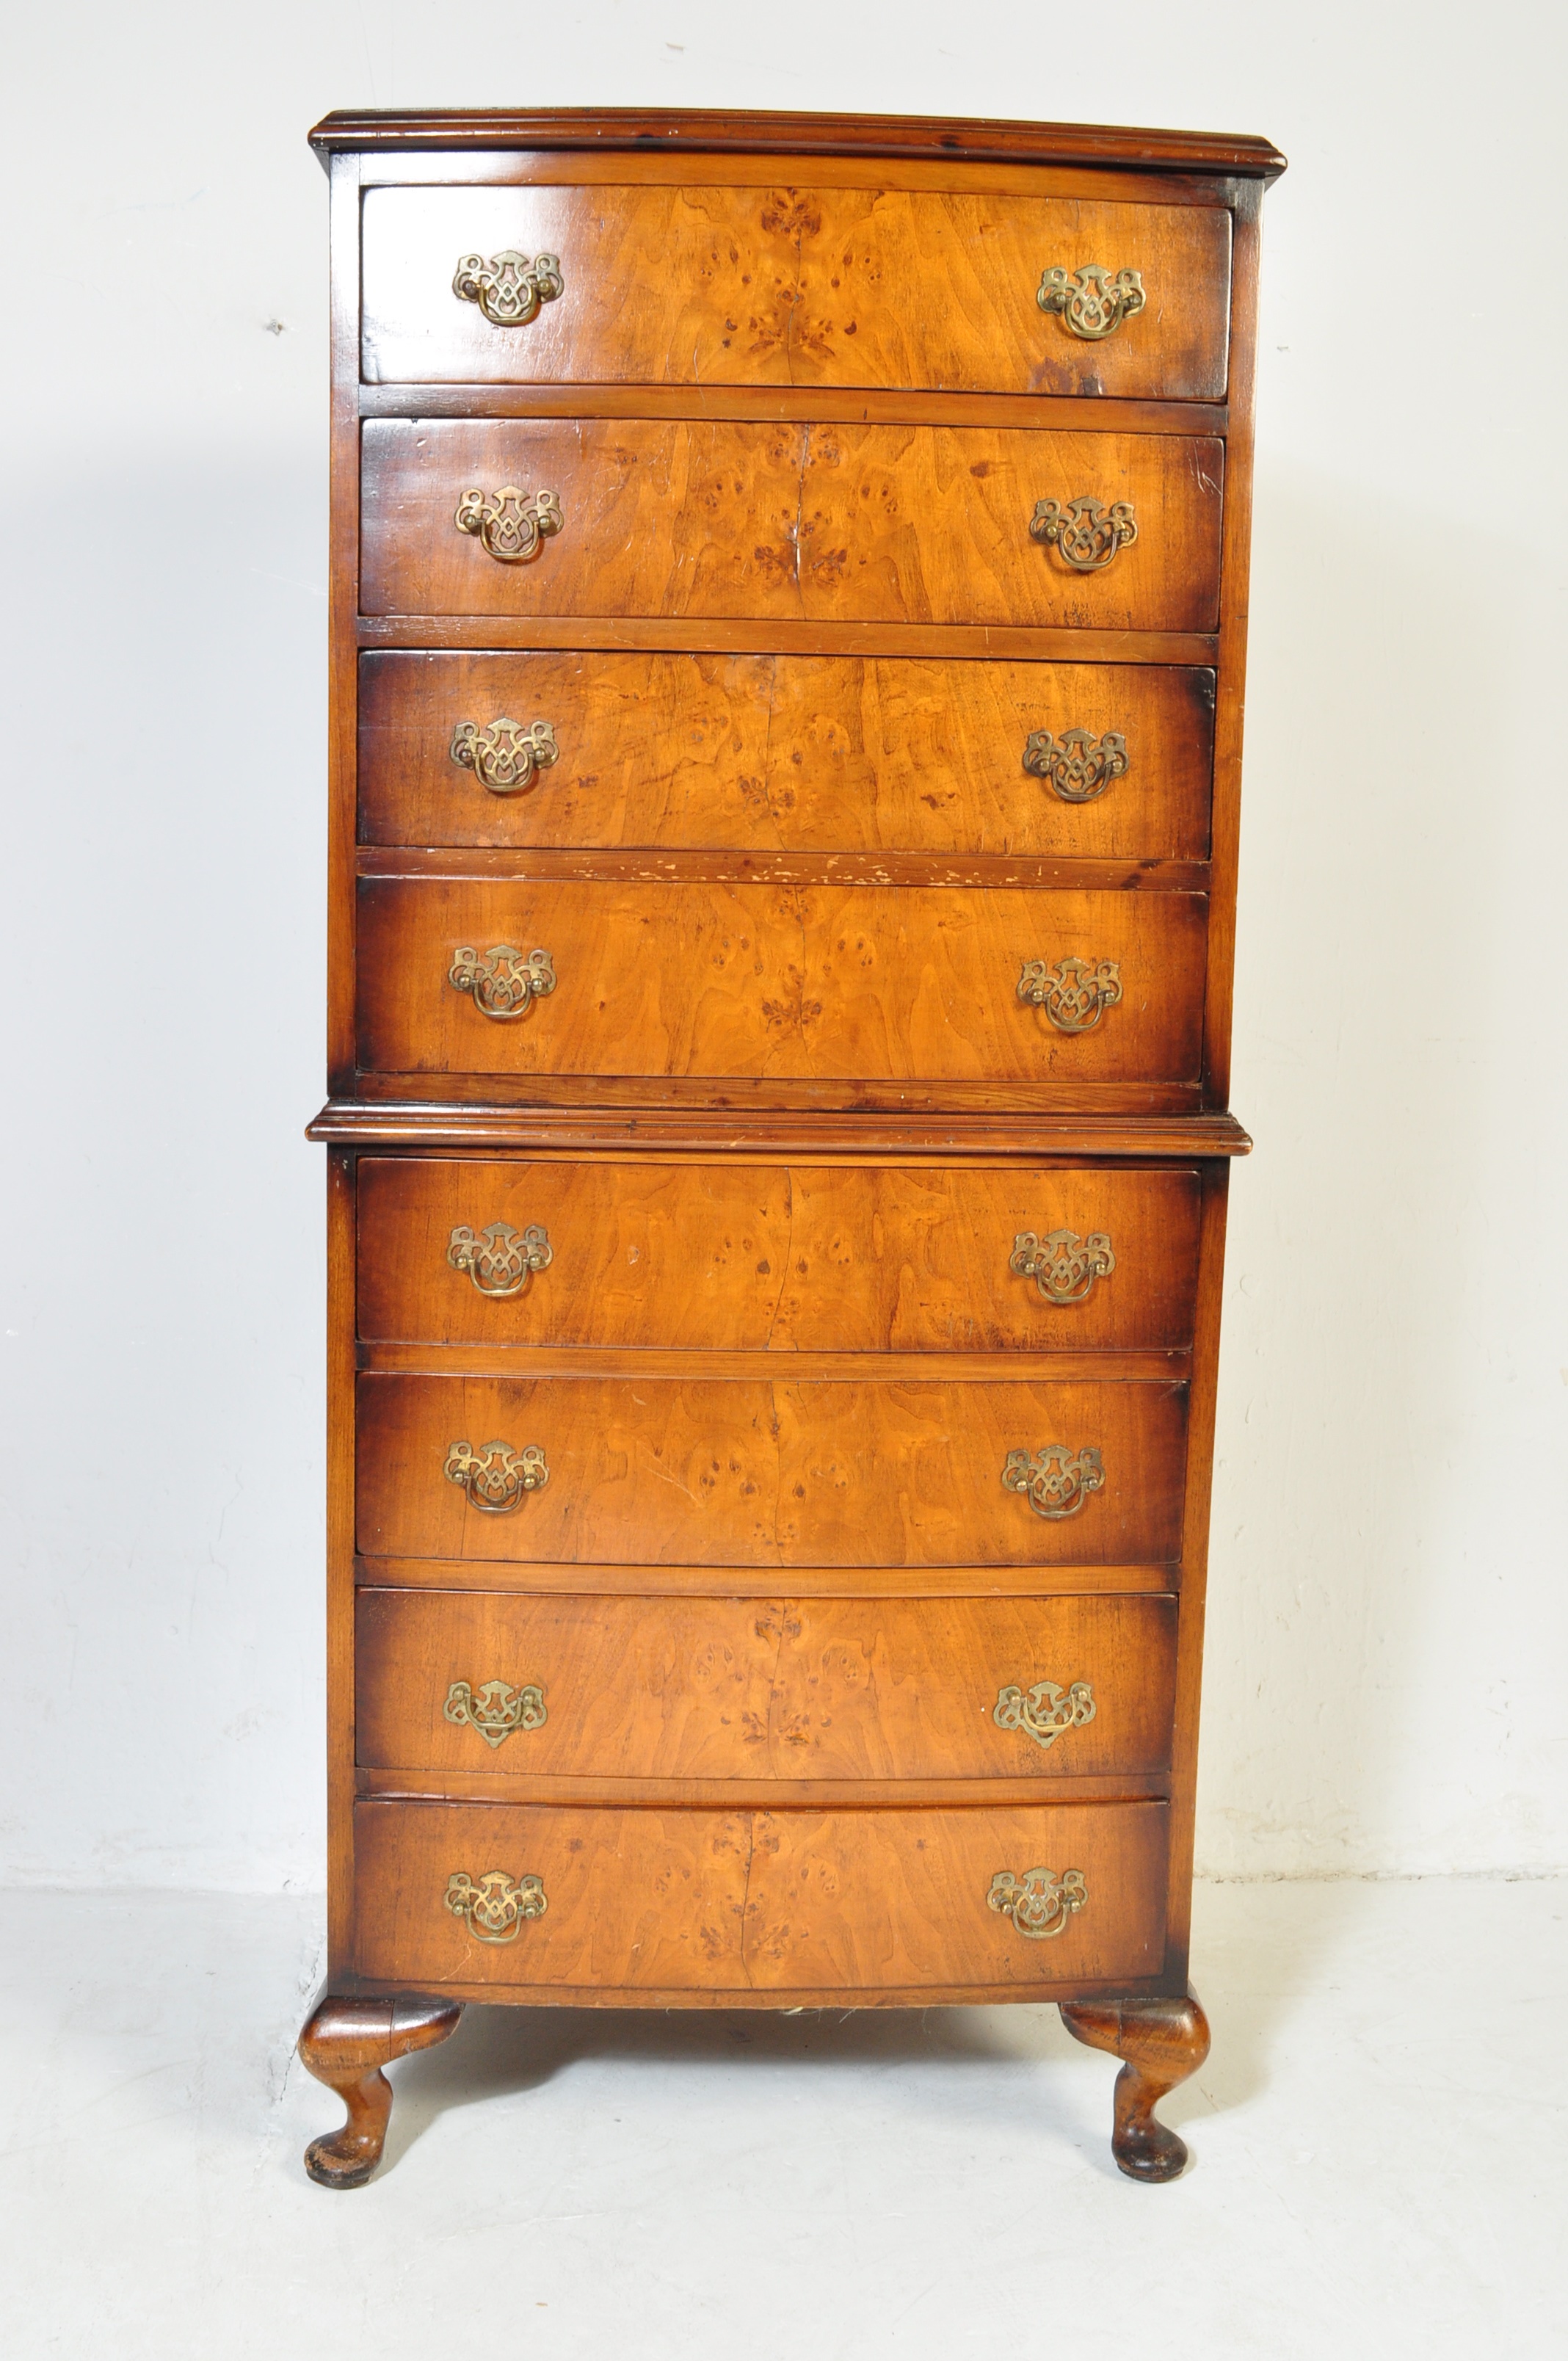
[0,1875,1560,2357]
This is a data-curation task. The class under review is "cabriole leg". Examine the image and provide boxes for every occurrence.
[297,1990,464,2188]
[1059,1988,1211,2182]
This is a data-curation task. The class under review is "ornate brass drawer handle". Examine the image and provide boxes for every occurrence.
[1029,496,1137,573]
[1017,954,1122,1033]
[453,247,564,327]
[455,485,564,563]
[1037,263,1145,341]
[988,1866,1088,1941]
[1002,1445,1106,1520]
[444,1439,550,1513]
[451,717,560,795]
[994,1680,1097,1750]
[448,1222,553,1298]
[449,943,556,1019]
[444,1869,548,1943]
[444,1678,547,1748]
[1009,1228,1116,1306]
[1023,727,1129,803]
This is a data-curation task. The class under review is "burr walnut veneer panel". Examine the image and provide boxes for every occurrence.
[352,1796,1169,1992]
[355,1371,1188,1568]
[361,181,1230,397]
[357,653,1216,857]
[360,420,1224,633]
[356,1156,1201,1352]
[355,1586,1179,1780]
[356,880,1208,1085]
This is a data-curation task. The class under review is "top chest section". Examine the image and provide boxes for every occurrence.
[356,158,1233,401]
[337,142,1252,1108]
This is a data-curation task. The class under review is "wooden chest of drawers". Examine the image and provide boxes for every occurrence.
[297,105,1282,2190]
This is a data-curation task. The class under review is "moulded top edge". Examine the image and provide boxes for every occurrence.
[305,1101,1255,1156]
[307,107,1286,183]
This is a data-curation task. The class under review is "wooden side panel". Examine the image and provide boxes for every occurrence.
[360,183,1230,398]
[355,1587,1179,1780]
[350,1796,1167,1992]
[354,1371,1189,1567]
[360,421,1224,633]
[1202,183,1261,1109]
[323,140,363,1957]
[357,653,1216,859]
[325,1148,357,1971]
[355,880,1208,1084]
[355,1156,1202,1352]
[1162,1158,1231,1980]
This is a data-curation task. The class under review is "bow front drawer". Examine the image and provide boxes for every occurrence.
[355,879,1207,1089]
[360,181,1230,399]
[355,1371,1187,1567]
[355,1587,1178,1780]
[358,653,1216,860]
[360,420,1222,632]
[356,1156,1202,1352]
[351,1796,1169,1994]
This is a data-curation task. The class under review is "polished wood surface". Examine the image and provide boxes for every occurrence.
[358,652,1214,857]
[1202,184,1261,1113]
[306,108,1274,2183]
[357,617,1219,669]
[360,420,1224,632]
[360,1346,1189,1382]
[1160,1159,1230,1968]
[353,154,1244,216]
[362,183,1230,397]
[311,107,1288,183]
[355,1799,752,1989]
[311,1103,1252,1156]
[297,1989,462,2188]
[355,1587,1178,1780]
[357,847,1210,889]
[326,1153,358,1962]
[357,1555,1181,1602]
[342,1070,1205,1118]
[355,1369,1188,1567]
[351,1796,1168,1990]
[356,1157,1202,1351]
[361,380,1229,437]
[356,879,1208,1085]
[744,1799,1166,1989]
[1060,1987,1211,2180]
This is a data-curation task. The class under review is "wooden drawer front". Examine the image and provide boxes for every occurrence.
[356,1588,1178,1780]
[355,1372,1188,1567]
[359,653,1216,860]
[355,1798,752,1990]
[360,183,1230,400]
[352,1796,1169,1992]
[356,881,1207,1086]
[360,421,1223,634]
[357,1158,1202,1352]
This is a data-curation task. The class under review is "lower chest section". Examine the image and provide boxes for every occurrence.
[342,1146,1210,1999]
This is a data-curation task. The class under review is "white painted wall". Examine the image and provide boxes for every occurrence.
[2,1,1563,1890]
